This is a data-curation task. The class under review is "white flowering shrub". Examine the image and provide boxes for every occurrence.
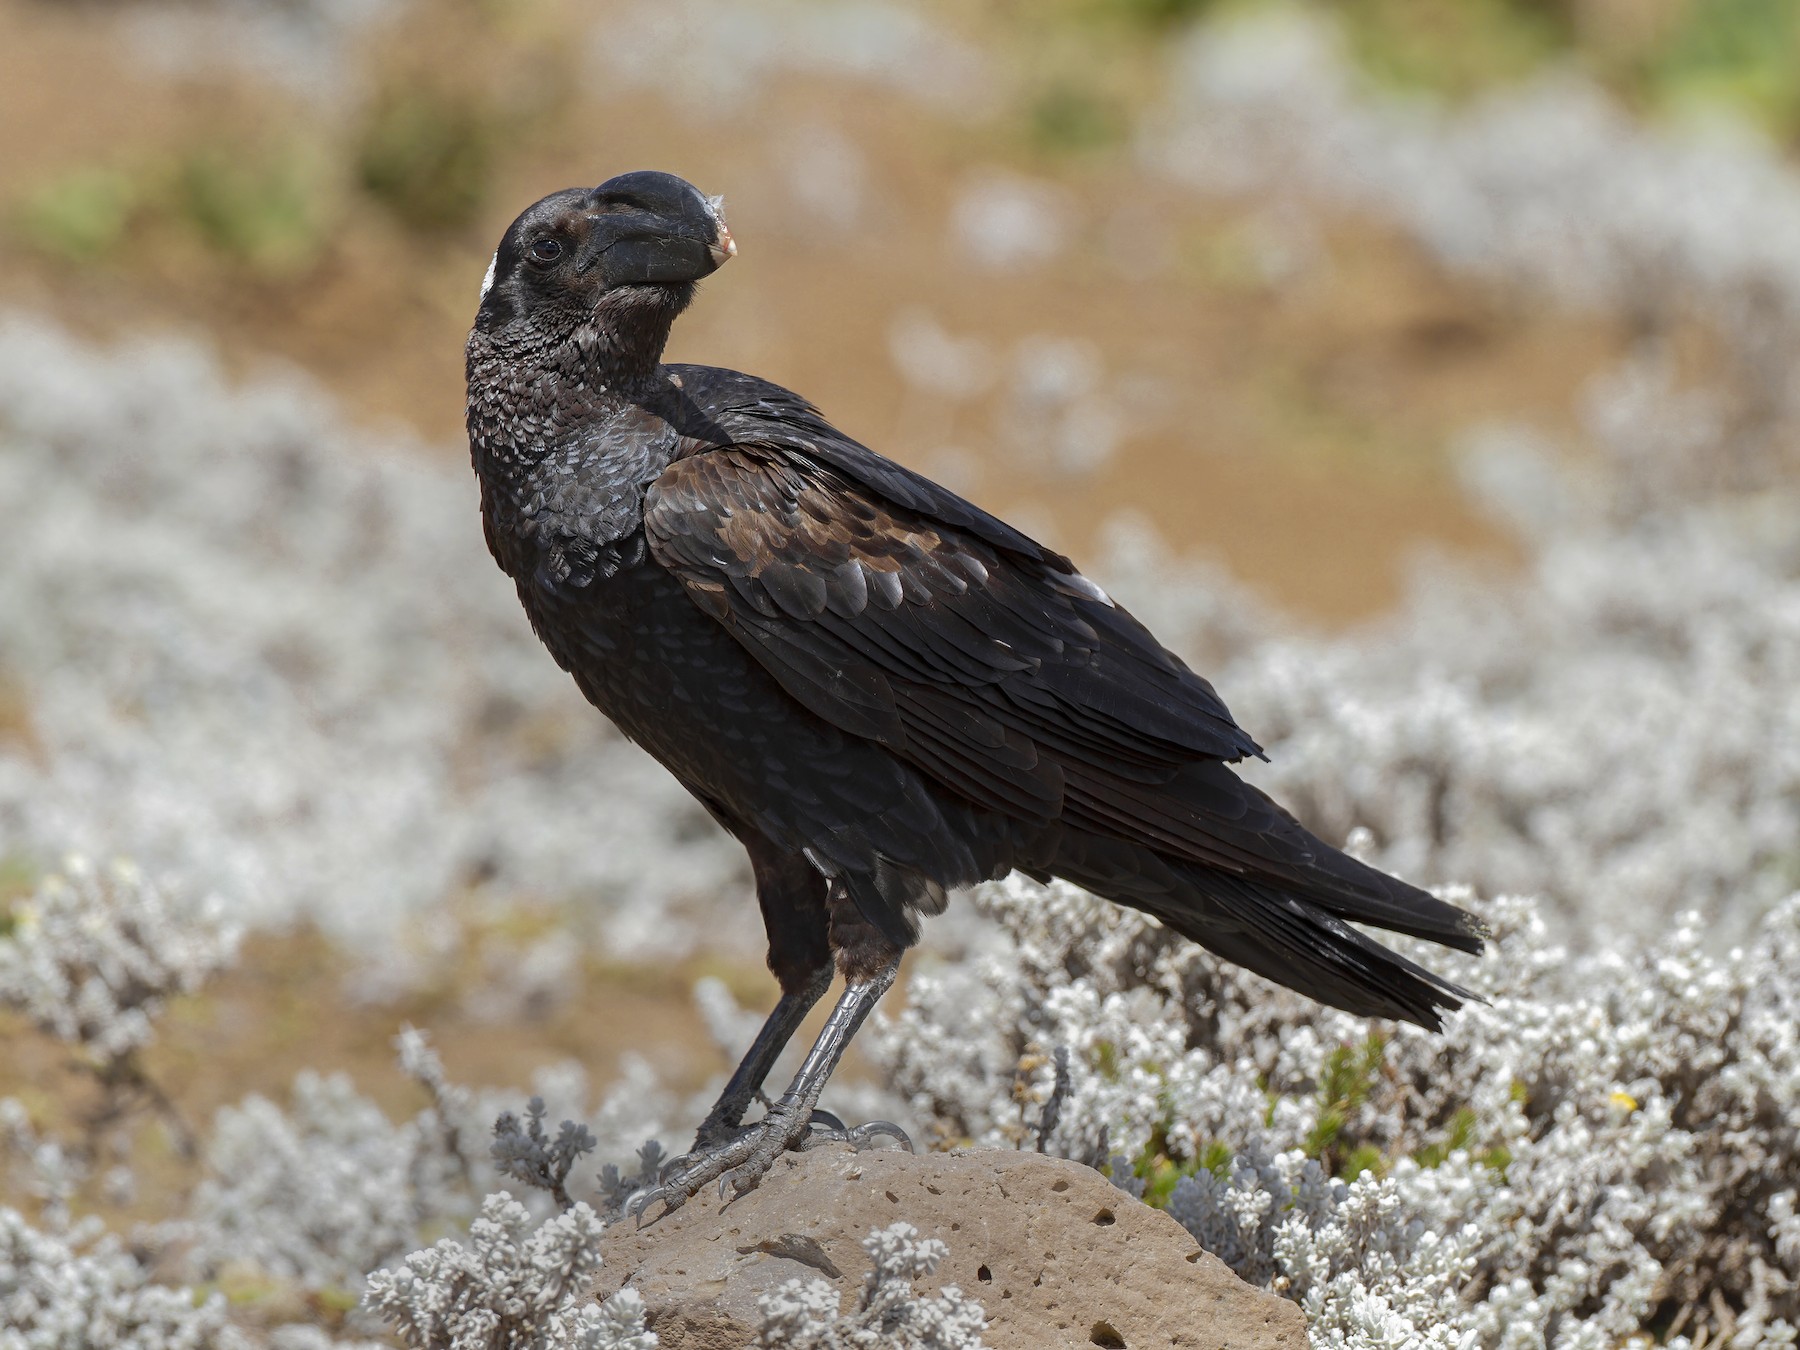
[178,1070,463,1292]
[948,171,1072,273]
[0,1098,91,1231]
[0,857,238,1063]
[171,1024,686,1297]
[756,1222,986,1350]
[0,936,654,1347]
[877,874,1800,1346]
[0,856,239,1192]
[0,316,748,970]
[589,0,986,117]
[0,851,670,1345]
[363,1194,654,1350]
[1216,466,1800,949]
[0,1205,246,1350]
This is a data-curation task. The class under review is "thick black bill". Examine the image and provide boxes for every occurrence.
[597,233,725,285]
[582,170,734,287]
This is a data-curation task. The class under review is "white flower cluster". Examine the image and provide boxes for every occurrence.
[756,1222,986,1350]
[0,316,749,968]
[0,857,239,1063]
[877,873,1800,1346]
[363,1194,655,1350]
[0,1205,245,1350]
[884,307,1162,483]
[948,171,1073,273]
[177,1069,464,1293]
[0,1099,90,1230]
[363,1201,992,1350]
[1153,1148,1483,1349]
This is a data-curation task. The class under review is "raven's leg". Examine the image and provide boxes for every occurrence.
[633,953,901,1220]
[689,834,833,1151]
[691,963,831,1150]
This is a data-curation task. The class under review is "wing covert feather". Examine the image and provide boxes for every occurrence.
[644,442,1274,863]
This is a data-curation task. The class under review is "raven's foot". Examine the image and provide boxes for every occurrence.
[635,961,906,1224]
[631,1107,912,1224]
[631,1099,813,1223]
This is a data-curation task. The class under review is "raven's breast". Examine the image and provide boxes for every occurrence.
[520,533,770,781]
[513,531,1014,912]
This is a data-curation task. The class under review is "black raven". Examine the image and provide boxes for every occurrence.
[466,170,1485,1215]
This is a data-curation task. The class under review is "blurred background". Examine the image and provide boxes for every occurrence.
[22,0,1798,620]
[4,0,1800,1310]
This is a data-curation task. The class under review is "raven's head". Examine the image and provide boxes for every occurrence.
[474,170,734,339]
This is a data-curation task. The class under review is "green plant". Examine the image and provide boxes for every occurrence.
[1647,0,1800,136]
[356,81,496,233]
[176,144,327,274]
[1411,1104,1512,1175]
[1129,1126,1232,1208]
[1336,0,1575,98]
[1303,1033,1387,1173]
[15,168,138,261]
[1028,81,1125,154]
[1086,0,1226,27]
[0,853,38,915]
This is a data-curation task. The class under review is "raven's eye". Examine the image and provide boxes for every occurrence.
[528,238,564,265]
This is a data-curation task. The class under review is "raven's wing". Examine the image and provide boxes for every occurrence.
[644,383,1487,959]
[644,431,1331,869]
[645,374,1485,1010]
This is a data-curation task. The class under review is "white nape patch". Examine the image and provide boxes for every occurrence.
[479,250,498,301]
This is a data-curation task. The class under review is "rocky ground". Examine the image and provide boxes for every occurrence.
[597,1145,1309,1350]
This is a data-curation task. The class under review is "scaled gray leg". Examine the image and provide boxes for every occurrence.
[633,956,902,1220]
[691,963,833,1150]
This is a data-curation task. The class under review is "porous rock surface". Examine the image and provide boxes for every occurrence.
[593,1144,1308,1349]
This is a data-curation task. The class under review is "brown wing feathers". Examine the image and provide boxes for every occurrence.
[647,447,1225,807]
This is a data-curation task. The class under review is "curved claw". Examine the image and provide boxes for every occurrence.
[628,1181,689,1227]
[807,1108,849,1137]
[844,1119,914,1153]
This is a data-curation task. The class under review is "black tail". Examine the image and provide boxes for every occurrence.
[1150,865,1480,1030]
[1045,765,1487,1029]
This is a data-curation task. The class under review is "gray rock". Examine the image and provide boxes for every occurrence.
[594,1144,1308,1350]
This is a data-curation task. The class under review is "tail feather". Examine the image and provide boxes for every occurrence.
[1156,869,1478,1030]
[1280,841,1488,956]
[1044,823,1485,1031]
[1061,759,1488,964]
[1174,763,1489,957]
